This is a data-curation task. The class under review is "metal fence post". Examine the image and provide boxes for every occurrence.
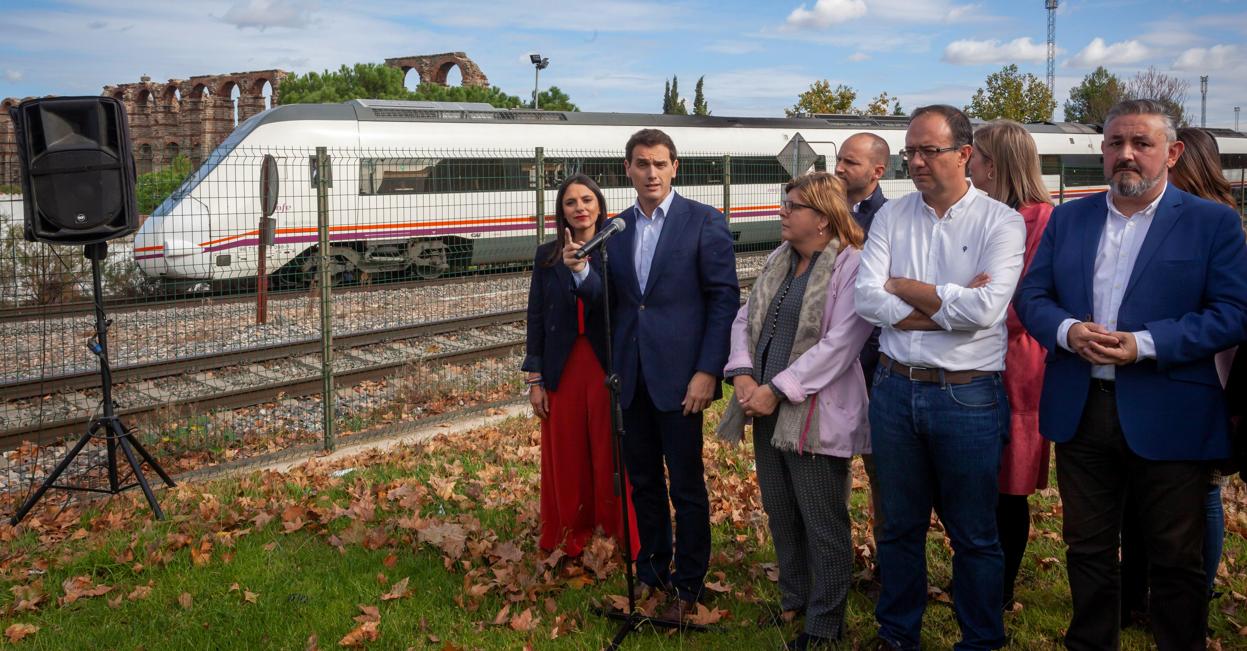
[722,154,731,219]
[535,147,545,244]
[315,146,335,451]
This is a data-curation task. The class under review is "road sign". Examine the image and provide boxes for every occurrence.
[777,132,819,178]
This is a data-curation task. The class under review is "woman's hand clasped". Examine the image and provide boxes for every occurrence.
[742,383,780,417]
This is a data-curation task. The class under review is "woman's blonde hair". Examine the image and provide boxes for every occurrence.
[973,120,1053,208]
[783,171,865,248]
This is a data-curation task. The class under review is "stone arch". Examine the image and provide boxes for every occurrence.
[137,142,154,174]
[384,52,489,87]
[0,99,16,185]
[161,83,181,109]
[164,141,180,164]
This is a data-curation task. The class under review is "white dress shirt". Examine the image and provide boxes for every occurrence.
[633,190,674,292]
[572,189,675,289]
[855,186,1026,371]
[1055,188,1162,379]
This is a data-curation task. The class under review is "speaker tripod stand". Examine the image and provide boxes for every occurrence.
[10,242,175,525]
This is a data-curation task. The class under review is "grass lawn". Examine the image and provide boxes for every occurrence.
[2,402,1246,650]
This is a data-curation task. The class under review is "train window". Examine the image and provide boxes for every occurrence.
[676,157,725,186]
[359,157,532,194]
[1060,155,1103,187]
[309,155,333,188]
[886,155,907,180]
[729,157,790,184]
[1040,155,1061,176]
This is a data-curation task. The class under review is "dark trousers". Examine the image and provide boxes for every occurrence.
[1056,385,1208,651]
[997,494,1031,607]
[621,378,710,602]
[754,415,853,639]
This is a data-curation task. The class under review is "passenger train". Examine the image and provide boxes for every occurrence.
[134,99,1247,285]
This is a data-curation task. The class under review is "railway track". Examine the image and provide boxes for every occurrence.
[1,259,763,452]
[0,268,531,324]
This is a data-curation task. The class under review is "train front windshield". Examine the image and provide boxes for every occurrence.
[149,112,266,218]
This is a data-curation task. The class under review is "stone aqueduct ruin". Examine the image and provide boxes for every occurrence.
[0,52,488,187]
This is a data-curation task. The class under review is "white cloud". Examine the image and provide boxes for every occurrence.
[4,70,23,82]
[785,0,867,29]
[848,52,870,62]
[1172,44,1238,71]
[221,0,320,31]
[1066,38,1150,68]
[942,37,1049,65]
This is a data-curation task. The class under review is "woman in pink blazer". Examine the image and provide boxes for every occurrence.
[718,172,873,649]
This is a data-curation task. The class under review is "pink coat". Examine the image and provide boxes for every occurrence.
[725,246,874,457]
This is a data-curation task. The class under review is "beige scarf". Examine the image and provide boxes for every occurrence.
[717,239,840,454]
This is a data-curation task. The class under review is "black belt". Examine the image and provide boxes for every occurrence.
[879,353,996,385]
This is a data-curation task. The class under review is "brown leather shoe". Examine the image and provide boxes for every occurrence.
[656,595,698,624]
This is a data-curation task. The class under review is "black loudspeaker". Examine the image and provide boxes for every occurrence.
[10,96,138,245]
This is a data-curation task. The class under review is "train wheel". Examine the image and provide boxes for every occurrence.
[302,255,358,287]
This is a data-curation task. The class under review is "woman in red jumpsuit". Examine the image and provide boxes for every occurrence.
[523,174,638,558]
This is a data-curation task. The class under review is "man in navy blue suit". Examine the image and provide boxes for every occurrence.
[564,129,740,621]
[1017,99,1247,650]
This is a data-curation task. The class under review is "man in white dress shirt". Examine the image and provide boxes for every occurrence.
[855,104,1025,651]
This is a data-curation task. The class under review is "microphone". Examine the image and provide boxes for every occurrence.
[572,218,627,260]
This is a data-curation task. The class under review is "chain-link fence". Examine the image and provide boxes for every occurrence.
[0,144,803,510]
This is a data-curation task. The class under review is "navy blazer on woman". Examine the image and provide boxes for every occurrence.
[522,241,610,392]
[1016,185,1247,461]
[574,193,740,412]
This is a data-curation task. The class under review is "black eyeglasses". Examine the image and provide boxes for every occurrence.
[900,145,961,162]
[780,199,817,212]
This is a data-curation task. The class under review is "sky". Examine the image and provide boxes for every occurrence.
[0,0,1244,128]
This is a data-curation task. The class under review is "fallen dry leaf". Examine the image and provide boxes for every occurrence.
[509,608,540,632]
[178,592,193,610]
[4,623,39,643]
[381,576,411,601]
[59,576,113,606]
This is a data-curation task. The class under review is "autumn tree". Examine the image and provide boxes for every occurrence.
[412,83,525,108]
[1064,66,1128,124]
[280,63,411,104]
[786,80,857,117]
[1126,66,1189,126]
[280,61,529,109]
[862,92,900,117]
[964,64,1055,123]
[693,76,710,116]
[528,86,579,112]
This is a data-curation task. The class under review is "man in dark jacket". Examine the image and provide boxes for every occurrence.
[565,129,740,621]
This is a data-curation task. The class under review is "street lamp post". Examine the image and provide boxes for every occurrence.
[530,54,550,109]
[1236,106,1241,132]
[1200,75,1208,128]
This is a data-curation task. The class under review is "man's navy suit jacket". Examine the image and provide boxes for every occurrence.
[1016,185,1247,461]
[575,193,740,412]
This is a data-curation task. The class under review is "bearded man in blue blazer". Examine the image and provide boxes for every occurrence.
[564,128,739,622]
[1017,99,1247,651]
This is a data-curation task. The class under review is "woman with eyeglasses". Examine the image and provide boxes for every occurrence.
[522,174,639,559]
[966,119,1054,611]
[718,171,873,649]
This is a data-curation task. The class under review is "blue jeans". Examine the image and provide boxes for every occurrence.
[870,366,1009,650]
[1206,483,1224,595]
